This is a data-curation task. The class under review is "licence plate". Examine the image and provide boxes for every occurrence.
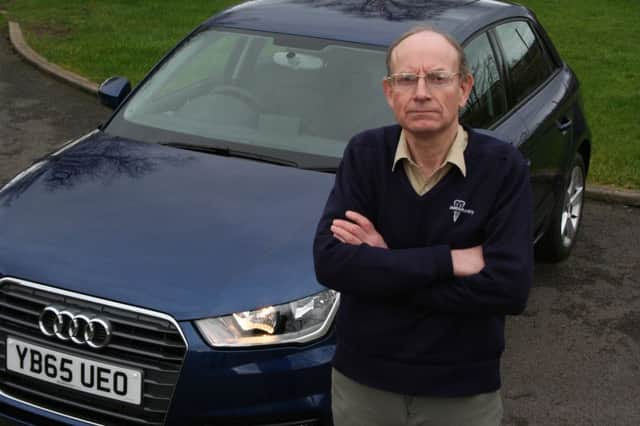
[6,337,142,405]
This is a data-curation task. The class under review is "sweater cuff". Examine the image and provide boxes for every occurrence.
[433,244,454,282]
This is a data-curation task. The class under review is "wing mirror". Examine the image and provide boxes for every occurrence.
[98,77,131,109]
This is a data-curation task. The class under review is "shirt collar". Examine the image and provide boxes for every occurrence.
[392,124,468,177]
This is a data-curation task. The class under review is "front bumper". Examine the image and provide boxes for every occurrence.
[0,277,334,426]
[165,322,334,425]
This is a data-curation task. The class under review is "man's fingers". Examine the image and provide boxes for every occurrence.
[331,223,362,245]
[345,210,374,231]
[333,219,367,241]
[451,245,485,277]
[332,232,347,244]
[333,213,388,249]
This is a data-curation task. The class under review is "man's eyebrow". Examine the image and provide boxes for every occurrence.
[393,68,450,74]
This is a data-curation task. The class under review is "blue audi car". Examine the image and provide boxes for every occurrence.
[0,0,590,424]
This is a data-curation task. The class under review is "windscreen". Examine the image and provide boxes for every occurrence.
[107,28,392,165]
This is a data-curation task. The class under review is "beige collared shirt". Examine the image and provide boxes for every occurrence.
[392,125,468,195]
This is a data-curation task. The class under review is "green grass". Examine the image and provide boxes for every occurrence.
[2,0,639,188]
[3,0,239,85]
[518,0,640,188]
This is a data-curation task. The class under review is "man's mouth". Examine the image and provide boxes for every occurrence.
[408,110,438,114]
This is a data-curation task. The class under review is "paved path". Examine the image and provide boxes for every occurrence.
[2,24,640,426]
[503,201,640,425]
[0,29,109,187]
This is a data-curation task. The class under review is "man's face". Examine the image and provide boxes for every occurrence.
[383,31,473,138]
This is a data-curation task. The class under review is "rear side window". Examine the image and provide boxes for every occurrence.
[461,33,507,128]
[494,21,553,104]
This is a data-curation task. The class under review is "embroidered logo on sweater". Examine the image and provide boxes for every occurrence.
[449,199,475,223]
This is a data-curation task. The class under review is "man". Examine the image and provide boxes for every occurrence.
[313,26,533,426]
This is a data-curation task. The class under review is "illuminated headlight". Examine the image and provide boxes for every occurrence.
[194,290,340,347]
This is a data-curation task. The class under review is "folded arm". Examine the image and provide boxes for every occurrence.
[313,140,456,298]
[313,138,533,314]
[417,159,534,315]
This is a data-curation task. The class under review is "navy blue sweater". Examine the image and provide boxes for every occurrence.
[313,124,533,397]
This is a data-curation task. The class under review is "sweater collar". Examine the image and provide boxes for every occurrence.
[392,124,468,177]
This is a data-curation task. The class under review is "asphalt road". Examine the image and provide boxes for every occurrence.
[2,28,640,425]
[0,29,109,184]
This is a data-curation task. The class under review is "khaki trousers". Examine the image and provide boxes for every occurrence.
[332,369,503,426]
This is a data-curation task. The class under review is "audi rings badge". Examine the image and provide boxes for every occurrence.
[38,306,112,349]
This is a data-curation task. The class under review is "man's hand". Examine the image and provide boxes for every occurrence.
[331,212,484,276]
[331,210,388,249]
[451,246,485,277]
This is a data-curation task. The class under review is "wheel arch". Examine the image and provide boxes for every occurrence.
[577,138,591,176]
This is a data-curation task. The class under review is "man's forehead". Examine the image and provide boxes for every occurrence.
[391,31,459,67]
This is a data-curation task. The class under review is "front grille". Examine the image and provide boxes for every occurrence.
[0,277,187,425]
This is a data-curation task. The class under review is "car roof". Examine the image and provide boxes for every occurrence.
[203,0,534,46]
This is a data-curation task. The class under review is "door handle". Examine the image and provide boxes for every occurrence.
[556,117,573,132]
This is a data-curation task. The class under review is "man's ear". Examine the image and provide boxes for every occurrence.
[382,78,394,109]
[458,73,474,108]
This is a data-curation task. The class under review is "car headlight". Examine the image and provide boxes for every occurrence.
[194,290,340,347]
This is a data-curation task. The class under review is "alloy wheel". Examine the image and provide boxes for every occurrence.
[560,164,584,248]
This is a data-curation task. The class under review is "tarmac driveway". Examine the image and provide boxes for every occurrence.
[0,28,109,184]
[1,27,639,426]
[503,201,640,425]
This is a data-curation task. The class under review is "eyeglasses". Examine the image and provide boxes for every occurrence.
[385,71,460,90]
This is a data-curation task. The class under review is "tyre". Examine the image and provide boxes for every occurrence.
[535,152,586,262]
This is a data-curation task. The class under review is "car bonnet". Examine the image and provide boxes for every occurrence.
[0,132,335,321]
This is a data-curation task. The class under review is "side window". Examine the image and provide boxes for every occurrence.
[494,20,554,104]
[461,32,507,128]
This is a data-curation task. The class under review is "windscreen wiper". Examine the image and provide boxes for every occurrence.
[301,166,338,173]
[160,142,298,168]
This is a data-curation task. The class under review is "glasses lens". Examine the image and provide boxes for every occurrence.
[428,71,454,86]
[389,72,458,90]
[394,73,418,87]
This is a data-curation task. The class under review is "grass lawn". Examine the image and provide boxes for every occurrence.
[2,0,639,189]
[518,0,640,189]
[1,0,238,84]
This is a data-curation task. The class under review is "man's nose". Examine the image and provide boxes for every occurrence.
[413,76,432,100]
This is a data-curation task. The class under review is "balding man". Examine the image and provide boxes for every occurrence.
[313,27,533,426]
